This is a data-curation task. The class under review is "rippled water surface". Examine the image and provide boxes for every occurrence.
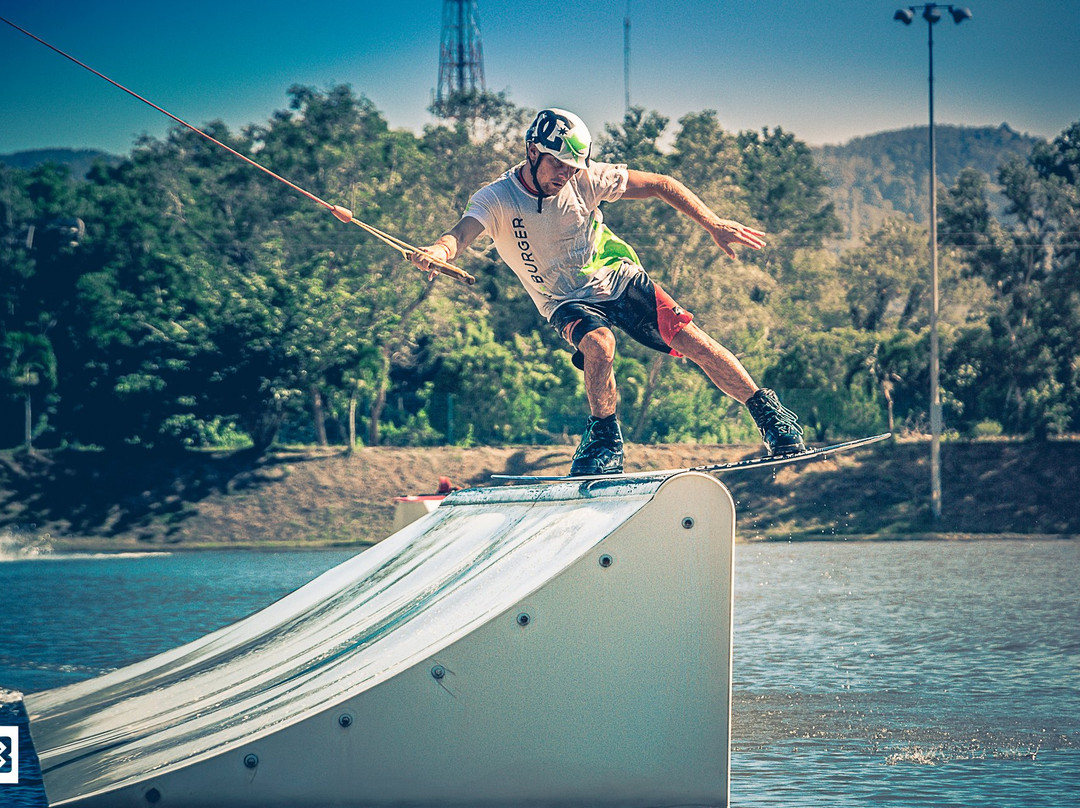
[731,540,1079,807]
[3,540,1078,807]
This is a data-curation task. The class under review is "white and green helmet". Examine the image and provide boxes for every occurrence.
[525,108,592,169]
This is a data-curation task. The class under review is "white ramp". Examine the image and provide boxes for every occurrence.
[26,472,735,808]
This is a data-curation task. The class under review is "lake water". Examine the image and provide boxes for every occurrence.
[2,539,1078,807]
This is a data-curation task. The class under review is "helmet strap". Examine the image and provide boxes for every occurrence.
[527,150,546,213]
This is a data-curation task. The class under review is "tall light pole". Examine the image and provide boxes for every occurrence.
[894,3,972,521]
[624,0,632,114]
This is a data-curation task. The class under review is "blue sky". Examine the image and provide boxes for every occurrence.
[1,0,1077,156]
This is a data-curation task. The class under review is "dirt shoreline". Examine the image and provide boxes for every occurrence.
[2,439,1078,552]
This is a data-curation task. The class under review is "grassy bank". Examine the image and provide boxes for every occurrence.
[1,438,1077,552]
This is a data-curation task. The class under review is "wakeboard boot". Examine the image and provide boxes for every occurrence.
[746,388,806,456]
[569,414,624,476]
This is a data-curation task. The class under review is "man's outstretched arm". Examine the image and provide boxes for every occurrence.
[621,170,766,258]
[410,215,486,280]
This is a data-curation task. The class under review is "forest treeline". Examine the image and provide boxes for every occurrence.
[2,87,1078,452]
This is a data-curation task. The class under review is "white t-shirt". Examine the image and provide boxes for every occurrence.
[463,160,642,320]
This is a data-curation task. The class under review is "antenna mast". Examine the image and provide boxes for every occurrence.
[434,0,487,120]
[624,1,631,113]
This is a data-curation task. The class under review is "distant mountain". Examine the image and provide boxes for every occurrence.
[812,124,1043,241]
[0,148,121,178]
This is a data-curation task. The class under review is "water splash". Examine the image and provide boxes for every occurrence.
[0,529,170,561]
[885,743,1041,765]
[0,529,53,561]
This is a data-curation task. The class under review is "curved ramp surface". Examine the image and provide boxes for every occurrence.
[27,472,735,808]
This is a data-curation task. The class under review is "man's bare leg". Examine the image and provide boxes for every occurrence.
[570,327,624,475]
[669,322,758,403]
[577,327,619,417]
[671,322,805,454]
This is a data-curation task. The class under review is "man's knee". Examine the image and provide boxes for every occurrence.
[578,328,617,363]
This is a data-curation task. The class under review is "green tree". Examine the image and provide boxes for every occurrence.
[1,332,57,450]
[0,163,84,449]
[764,328,888,442]
[735,126,841,249]
[843,329,923,434]
[425,324,582,444]
[59,124,284,449]
[840,219,928,332]
[940,122,1080,436]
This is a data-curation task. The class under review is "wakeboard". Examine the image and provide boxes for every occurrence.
[491,432,891,483]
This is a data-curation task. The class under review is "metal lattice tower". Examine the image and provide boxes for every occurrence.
[434,0,486,119]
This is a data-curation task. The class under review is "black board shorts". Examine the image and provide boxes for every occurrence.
[549,272,694,370]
